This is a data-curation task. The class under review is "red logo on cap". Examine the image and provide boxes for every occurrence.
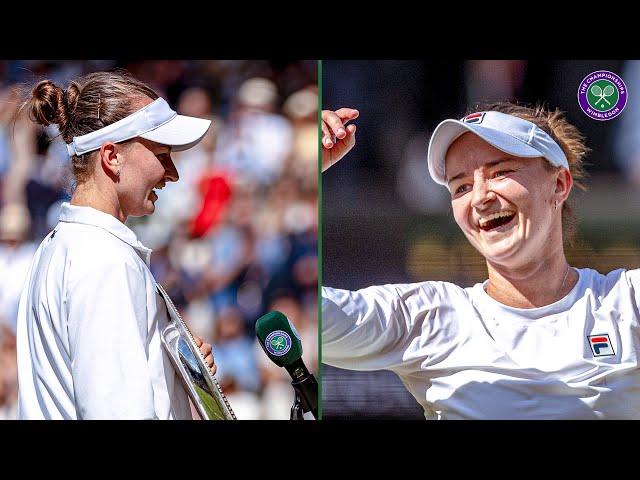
[462,112,485,124]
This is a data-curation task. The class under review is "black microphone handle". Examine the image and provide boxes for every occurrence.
[284,359,318,419]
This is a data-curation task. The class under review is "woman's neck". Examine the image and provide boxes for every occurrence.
[70,182,126,223]
[485,252,578,309]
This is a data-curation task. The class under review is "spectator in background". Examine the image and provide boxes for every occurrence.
[282,86,319,190]
[0,203,36,334]
[0,86,18,183]
[215,77,294,186]
[212,306,261,393]
[0,85,38,207]
[202,180,256,311]
[210,306,261,420]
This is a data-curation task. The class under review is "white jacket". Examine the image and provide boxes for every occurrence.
[16,202,192,419]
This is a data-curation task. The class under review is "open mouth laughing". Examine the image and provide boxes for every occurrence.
[477,210,516,231]
[149,183,165,201]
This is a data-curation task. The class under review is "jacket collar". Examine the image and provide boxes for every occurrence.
[58,202,152,266]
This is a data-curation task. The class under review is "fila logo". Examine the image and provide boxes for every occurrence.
[588,334,615,357]
[462,112,486,124]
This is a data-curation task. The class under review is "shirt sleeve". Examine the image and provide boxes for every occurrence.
[322,282,443,372]
[66,256,156,419]
[623,268,640,315]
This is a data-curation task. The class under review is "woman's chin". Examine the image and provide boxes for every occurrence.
[128,201,156,218]
[476,235,523,264]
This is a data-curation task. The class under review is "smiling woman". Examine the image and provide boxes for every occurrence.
[321,101,640,420]
[433,106,585,309]
[15,70,217,419]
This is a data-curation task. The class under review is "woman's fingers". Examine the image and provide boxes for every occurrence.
[199,342,212,358]
[322,120,334,148]
[336,124,357,153]
[321,108,359,141]
[345,123,357,136]
[334,123,357,148]
[322,110,348,139]
[194,336,214,371]
[204,354,216,372]
[335,108,359,122]
[321,108,359,172]
[322,123,357,172]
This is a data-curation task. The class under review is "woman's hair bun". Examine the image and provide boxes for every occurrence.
[29,80,67,129]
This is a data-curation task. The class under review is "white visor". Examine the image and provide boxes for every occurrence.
[66,97,211,157]
[427,111,569,188]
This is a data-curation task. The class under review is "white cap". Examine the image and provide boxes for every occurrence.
[66,97,211,157]
[427,111,569,187]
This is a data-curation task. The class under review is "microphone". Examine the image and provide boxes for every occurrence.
[255,311,318,419]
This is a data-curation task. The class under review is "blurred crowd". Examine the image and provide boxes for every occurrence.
[0,60,318,420]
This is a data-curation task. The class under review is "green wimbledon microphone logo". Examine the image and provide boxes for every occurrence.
[265,330,292,356]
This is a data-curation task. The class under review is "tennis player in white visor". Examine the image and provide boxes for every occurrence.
[321,103,640,419]
[16,70,216,419]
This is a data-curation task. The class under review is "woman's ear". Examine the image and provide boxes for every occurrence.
[99,142,120,180]
[555,168,573,204]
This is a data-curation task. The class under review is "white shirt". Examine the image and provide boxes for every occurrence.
[323,268,640,419]
[16,202,192,419]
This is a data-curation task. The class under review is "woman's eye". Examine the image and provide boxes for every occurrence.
[455,184,472,194]
[493,170,512,178]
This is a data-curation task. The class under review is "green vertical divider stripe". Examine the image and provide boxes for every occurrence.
[317,59,323,420]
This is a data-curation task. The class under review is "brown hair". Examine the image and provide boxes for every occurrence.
[467,102,590,246]
[22,70,159,184]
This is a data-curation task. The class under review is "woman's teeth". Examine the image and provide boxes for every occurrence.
[478,211,516,230]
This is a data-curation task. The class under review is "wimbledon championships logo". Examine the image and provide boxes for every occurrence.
[578,70,627,121]
[265,330,292,356]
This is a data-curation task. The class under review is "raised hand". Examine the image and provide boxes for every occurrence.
[322,108,359,172]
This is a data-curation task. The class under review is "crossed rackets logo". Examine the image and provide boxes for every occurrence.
[265,330,292,356]
[587,80,619,112]
[270,335,287,351]
[591,84,615,105]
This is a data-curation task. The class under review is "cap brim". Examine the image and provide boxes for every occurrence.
[139,114,212,152]
[427,119,543,186]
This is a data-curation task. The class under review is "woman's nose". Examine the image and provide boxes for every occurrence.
[165,157,179,182]
[470,176,495,210]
